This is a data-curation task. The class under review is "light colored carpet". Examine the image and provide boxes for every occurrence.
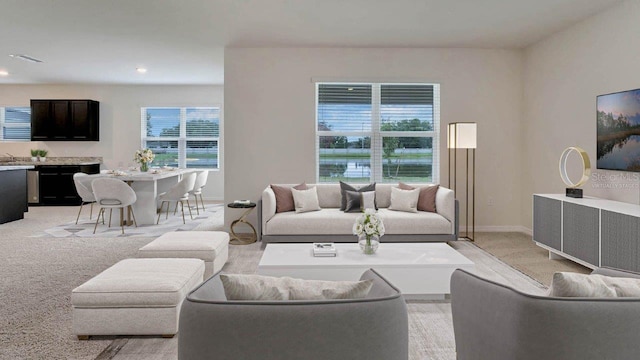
[473,232,591,286]
[34,205,223,238]
[0,204,223,360]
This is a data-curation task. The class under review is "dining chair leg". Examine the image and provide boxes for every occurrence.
[108,209,113,227]
[76,202,84,224]
[174,202,179,215]
[93,208,104,234]
[120,208,125,234]
[166,201,171,219]
[157,201,165,224]
[130,206,138,227]
[193,195,200,215]
[199,194,205,212]
[180,201,186,224]
[186,199,194,220]
[90,202,94,220]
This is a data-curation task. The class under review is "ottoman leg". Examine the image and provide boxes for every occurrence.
[77,335,90,340]
[162,334,175,338]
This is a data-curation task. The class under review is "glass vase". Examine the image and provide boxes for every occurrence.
[140,162,149,172]
[358,235,380,255]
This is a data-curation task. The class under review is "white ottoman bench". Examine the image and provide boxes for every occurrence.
[72,258,204,339]
[137,231,229,279]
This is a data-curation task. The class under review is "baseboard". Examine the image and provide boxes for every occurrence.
[465,225,532,235]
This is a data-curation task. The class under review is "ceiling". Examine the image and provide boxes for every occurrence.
[0,0,623,85]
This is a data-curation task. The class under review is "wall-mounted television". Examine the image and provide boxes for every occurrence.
[597,88,640,172]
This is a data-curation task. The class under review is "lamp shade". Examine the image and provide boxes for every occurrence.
[447,122,477,149]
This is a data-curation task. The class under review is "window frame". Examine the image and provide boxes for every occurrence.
[141,106,221,170]
[315,82,440,183]
[0,106,32,142]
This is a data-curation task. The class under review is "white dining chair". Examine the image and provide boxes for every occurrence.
[73,173,101,224]
[91,178,138,234]
[157,172,197,224]
[188,170,209,215]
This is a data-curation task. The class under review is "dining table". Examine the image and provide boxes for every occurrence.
[89,168,193,225]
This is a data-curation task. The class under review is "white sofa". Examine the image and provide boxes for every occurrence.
[259,183,458,243]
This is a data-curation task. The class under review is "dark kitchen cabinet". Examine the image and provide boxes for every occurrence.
[38,164,100,205]
[30,100,99,141]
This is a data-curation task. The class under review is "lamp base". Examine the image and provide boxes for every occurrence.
[566,188,583,198]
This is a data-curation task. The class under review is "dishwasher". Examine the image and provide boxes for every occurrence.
[27,169,39,204]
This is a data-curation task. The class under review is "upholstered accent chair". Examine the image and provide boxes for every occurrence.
[451,267,640,360]
[179,269,409,360]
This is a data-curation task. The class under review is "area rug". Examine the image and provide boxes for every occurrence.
[33,204,224,238]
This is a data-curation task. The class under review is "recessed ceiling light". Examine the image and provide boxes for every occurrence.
[136,67,147,74]
[9,54,43,63]
[0,70,8,76]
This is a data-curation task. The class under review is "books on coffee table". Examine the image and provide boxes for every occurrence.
[313,243,337,257]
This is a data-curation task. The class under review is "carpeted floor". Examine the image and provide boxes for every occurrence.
[0,204,222,360]
[473,232,590,286]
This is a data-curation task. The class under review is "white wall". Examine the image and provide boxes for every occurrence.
[522,0,640,228]
[224,47,525,231]
[0,84,224,200]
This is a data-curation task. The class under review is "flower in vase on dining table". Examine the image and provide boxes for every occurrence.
[134,148,155,172]
[353,209,385,254]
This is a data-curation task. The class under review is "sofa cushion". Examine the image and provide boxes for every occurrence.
[271,183,308,213]
[292,187,321,213]
[398,182,439,212]
[220,274,373,301]
[549,272,640,297]
[265,208,451,235]
[339,182,376,210]
[388,187,420,213]
[344,190,376,212]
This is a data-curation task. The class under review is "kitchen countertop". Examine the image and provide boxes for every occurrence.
[0,165,35,171]
[0,156,102,166]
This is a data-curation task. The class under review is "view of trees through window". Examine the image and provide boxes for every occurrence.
[142,107,220,169]
[317,83,439,183]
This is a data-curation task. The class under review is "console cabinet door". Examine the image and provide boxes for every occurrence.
[601,210,640,272]
[533,196,562,251]
[563,202,599,266]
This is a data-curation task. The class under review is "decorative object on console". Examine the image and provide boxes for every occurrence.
[559,146,591,198]
[353,209,385,254]
[447,122,476,241]
[134,148,154,172]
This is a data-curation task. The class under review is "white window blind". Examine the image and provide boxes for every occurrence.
[0,107,31,141]
[316,83,439,183]
[141,107,220,169]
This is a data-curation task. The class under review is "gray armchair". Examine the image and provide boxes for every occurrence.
[179,269,408,360]
[451,267,640,360]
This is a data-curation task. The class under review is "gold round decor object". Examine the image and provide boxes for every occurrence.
[559,147,591,188]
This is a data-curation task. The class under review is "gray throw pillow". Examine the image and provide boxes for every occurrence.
[549,272,640,297]
[339,181,376,210]
[220,274,374,301]
[345,190,377,212]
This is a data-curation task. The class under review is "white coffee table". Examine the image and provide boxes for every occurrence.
[257,243,475,300]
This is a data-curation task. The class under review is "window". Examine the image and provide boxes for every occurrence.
[0,107,31,141]
[141,107,220,169]
[316,83,439,183]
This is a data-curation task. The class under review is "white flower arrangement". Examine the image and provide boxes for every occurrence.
[352,208,385,241]
[134,148,155,165]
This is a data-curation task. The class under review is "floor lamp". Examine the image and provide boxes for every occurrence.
[447,123,477,241]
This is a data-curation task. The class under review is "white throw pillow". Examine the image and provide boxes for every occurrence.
[361,191,377,210]
[549,272,640,297]
[291,187,321,213]
[220,274,374,300]
[388,187,420,213]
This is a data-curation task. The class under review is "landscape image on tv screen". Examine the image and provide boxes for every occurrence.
[597,88,640,172]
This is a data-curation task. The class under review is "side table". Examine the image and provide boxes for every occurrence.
[227,202,257,245]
